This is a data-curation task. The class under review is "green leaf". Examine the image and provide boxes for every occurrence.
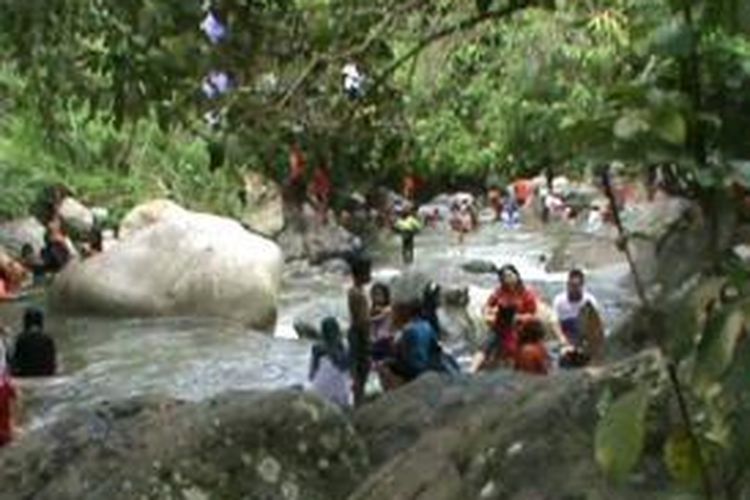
[663,429,702,486]
[651,109,686,145]
[595,385,651,482]
[614,112,649,140]
[692,305,746,394]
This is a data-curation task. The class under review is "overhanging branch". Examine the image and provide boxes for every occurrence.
[370,1,533,91]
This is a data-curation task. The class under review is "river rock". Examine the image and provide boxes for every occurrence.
[118,199,187,239]
[241,172,285,237]
[352,349,671,499]
[277,206,361,264]
[49,204,282,330]
[59,197,95,235]
[0,217,45,256]
[0,391,369,500]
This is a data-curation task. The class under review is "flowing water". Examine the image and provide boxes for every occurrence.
[0,215,633,429]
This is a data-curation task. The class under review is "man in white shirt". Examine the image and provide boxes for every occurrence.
[553,269,601,346]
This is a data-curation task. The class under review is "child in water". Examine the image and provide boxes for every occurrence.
[308,317,352,409]
[514,319,550,375]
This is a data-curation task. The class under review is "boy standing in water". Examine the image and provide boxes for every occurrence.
[347,255,372,406]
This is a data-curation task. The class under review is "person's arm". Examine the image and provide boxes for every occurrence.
[309,346,321,381]
[549,297,571,346]
[515,290,537,323]
[483,293,498,325]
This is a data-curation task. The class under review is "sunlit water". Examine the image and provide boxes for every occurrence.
[0,215,632,429]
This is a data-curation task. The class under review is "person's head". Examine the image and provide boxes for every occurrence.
[519,319,546,345]
[567,268,585,302]
[320,316,342,348]
[23,307,44,333]
[391,300,421,328]
[349,254,371,286]
[370,282,390,308]
[497,264,523,291]
[21,243,35,260]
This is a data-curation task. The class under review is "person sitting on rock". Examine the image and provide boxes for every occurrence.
[471,264,537,372]
[377,298,444,390]
[20,244,46,285]
[41,218,72,273]
[514,319,550,375]
[308,317,352,409]
[0,260,27,300]
[553,269,601,347]
[10,307,57,377]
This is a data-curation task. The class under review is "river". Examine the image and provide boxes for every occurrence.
[0,215,633,429]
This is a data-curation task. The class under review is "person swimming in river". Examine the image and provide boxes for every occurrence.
[471,264,538,372]
[308,317,352,408]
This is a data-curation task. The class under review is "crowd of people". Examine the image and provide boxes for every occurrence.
[306,252,604,409]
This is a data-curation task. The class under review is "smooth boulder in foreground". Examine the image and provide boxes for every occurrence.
[49,202,283,330]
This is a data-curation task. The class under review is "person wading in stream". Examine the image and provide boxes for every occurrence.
[308,317,351,408]
[10,308,57,377]
[471,264,537,372]
[347,255,372,406]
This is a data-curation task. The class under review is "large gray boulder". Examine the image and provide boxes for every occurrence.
[0,391,369,500]
[277,204,361,264]
[241,172,285,237]
[351,350,672,500]
[0,217,45,257]
[49,202,283,330]
[59,197,95,235]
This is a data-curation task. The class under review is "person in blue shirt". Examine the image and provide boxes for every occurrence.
[377,298,456,390]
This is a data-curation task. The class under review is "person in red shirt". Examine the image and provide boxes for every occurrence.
[514,319,550,375]
[471,264,537,372]
[513,179,533,207]
[0,345,18,447]
[309,165,332,225]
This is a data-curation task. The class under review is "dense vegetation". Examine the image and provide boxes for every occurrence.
[1,0,748,218]
[1,0,750,496]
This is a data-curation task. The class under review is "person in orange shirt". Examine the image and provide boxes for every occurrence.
[514,319,550,375]
[513,179,533,207]
[471,264,537,372]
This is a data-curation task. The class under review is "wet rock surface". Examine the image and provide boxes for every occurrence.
[0,391,369,500]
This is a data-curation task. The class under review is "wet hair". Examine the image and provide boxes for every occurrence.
[497,264,524,288]
[370,282,390,305]
[319,316,348,370]
[519,319,546,344]
[568,268,585,283]
[348,254,371,281]
[23,307,44,332]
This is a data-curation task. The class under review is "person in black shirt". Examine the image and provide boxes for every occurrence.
[10,307,57,377]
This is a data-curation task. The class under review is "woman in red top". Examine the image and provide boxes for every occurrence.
[0,345,18,447]
[471,264,537,372]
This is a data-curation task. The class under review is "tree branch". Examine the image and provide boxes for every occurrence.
[370,1,533,91]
